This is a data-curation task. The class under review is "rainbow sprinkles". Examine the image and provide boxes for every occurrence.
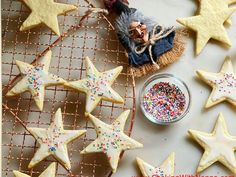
[140,74,191,125]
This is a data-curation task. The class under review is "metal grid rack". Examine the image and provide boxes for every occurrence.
[2,0,136,176]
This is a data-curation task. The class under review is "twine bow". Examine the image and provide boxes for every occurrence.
[135,25,175,69]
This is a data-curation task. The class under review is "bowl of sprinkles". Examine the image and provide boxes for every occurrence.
[140,74,191,125]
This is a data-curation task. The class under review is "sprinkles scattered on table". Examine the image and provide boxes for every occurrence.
[142,81,187,123]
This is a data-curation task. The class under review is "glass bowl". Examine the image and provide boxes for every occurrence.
[140,73,191,125]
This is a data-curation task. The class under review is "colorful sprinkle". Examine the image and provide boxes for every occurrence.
[152,167,164,177]
[49,146,56,152]
[26,64,45,95]
[142,82,186,123]
[25,63,61,98]
[93,125,125,159]
[85,70,112,101]
[41,125,63,152]
[212,73,236,95]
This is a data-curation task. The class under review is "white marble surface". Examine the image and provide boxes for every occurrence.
[113,0,236,176]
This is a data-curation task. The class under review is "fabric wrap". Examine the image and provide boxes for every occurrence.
[113,2,176,66]
[127,28,175,66]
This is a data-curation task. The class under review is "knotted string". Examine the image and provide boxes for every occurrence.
[135,25,175,69]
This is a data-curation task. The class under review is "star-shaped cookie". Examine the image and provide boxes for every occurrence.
[13,162,56,177]
[27,108,86,170]
[6,50,66,111]
[20,0,77,35]
[136,153,175,177]
[188,113,236,173]
[196,56,236,108]
[177,2,235,55]
[64,57,124,116]
[197,0,236,25]
[81,110,143,173]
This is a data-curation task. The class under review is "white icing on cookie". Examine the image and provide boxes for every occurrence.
[136,153,175,177]
[80,110,143,173]
[188,113,236,173]
[27,108,86,170]
[6,50,66,110]
[197,56,236,108]
[211,73,236,101]
[64,56,124,115]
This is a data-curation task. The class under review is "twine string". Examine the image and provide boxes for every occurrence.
[135,25,175,68]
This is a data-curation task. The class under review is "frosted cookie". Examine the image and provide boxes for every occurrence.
[188,113,236,173]
[177,2,235,54]
[13,162,56,177]
[27,108,86,170]
[196,56,236,108]
[64,57,124,116]
[81,110,143,173]
[20,0,77,35]
[136,153,175,177]
[6,50,66,111]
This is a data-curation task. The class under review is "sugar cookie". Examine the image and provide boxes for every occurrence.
[197,0,236,26]
[64,57,124,116]
[189,113,236,173]
[81,110,143,173]
[27,108,86,170]
[196,56,236,108]
[20,0,77,35]
[6,50,66,111]
[136,153,175,176]
[177,3,235,54]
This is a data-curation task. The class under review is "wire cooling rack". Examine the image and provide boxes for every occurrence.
[2,0,136,176]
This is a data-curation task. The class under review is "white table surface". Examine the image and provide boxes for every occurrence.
[113,0,236,176]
